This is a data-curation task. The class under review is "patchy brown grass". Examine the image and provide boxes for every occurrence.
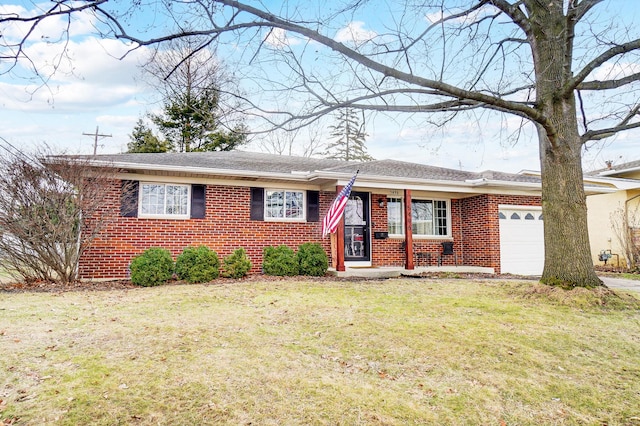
[1,278,639,425]
[516,282,640,310]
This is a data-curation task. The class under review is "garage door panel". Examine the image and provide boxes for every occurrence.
[499,207,544,276]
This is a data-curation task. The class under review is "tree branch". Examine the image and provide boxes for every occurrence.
[578,72,640,90]
[207,1,545,123]
[581,104,640,142]
[568,38,640,93]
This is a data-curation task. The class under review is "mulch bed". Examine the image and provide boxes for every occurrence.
[0,271,539,294]
[0,274,364,293]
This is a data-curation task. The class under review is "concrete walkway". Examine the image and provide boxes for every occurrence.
[328,265,495,279]
[329,267,640,292]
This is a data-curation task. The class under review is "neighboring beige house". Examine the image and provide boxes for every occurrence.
[585,160,640,268]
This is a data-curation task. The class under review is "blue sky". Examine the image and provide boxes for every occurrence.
[1,0,639,173]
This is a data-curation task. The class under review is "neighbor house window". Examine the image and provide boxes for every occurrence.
[387,197,403,235]
[265,190,305,221]
[412,199,449,236]
[139,183,190,218]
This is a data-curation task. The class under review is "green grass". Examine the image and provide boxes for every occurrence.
[1,279,639,425]
[599,270,640,281]
[619,272,640,280]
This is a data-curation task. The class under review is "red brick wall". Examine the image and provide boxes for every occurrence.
[80,181,540,278]
[369,194,541,272]
[369,196,466,268]
[80,180,334,279]
[459,194,541,273]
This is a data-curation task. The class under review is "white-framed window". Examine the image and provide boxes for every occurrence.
[387,197,404,235]
[412,199,448,236]
[265,189,305,221]
[139,183,190,219]
[388,197,450,237]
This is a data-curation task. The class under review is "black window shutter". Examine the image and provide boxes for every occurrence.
[120,180,139,217]
[250,187,264,220]
[191,184,206,219]
[307,190,319,222]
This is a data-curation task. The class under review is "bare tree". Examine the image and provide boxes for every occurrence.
[257,120,325,157]
[610,202,640,271]
[2,1,640,287]
[0,142,123,284]
[145,37,248,152]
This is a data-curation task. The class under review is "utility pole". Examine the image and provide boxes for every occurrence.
[82,126,112,155]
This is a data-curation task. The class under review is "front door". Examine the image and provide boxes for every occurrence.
[344,192,370,262]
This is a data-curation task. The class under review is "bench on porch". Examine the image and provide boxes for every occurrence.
[400,241,458,266]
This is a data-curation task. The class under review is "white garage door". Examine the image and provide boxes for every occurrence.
[499,206,545,276]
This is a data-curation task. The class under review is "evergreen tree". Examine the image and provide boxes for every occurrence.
[324,108,373,162]
[127,118,172,153]
[146,38,248,153]
[151,87,247,152]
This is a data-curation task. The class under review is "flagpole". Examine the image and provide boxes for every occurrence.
[321,170,359,272]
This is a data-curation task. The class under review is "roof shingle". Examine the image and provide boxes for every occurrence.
[88,150,540,184]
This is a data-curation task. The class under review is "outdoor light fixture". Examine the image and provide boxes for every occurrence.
[378,198,385,208]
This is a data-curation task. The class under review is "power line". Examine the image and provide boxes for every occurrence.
[82,126,112,155]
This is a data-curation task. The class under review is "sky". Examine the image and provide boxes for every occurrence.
[1,1,639,173]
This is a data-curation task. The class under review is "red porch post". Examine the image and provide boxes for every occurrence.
[404,189,414,270]
[335,185,346,272]
[336,216,346,271]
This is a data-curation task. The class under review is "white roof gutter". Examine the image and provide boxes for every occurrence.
[598,165,640,177]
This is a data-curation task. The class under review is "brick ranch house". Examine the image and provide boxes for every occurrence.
[77,151,564,279]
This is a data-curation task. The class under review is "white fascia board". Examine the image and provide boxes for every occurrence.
[91,160,314,182]
[465,179,615,195]
[584,185,617,194]
[463,179,541,190]
[582,176,640,190]
[316,171,542,194]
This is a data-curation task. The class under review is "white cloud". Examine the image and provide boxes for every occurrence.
[0,36,150,112]
[0,2,97,42]
[590,61,640,81]
[0,81,139,111]
[335,22,377,46]
[264,28,301,48]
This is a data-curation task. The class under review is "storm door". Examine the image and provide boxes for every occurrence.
[344,192,370,262]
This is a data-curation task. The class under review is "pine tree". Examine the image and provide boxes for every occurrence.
[127,118,172,153]
[324,108,374,162]
[146,38,247,153]
[151,87,247,153]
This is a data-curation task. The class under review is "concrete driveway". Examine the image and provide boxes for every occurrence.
[600,276,640,292]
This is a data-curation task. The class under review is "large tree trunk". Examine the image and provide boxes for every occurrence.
[529,0,603,288]
[538,127,603,287]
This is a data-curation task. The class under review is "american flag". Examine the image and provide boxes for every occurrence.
[322,171,358,238]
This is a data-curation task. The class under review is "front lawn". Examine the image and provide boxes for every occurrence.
[1,279,639,425]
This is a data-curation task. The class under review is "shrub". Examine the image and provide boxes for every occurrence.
[297,242,328,276]
[263,245,299,276]
[222,248,252,279]
[175,245,220,283]
[130,247,174,287]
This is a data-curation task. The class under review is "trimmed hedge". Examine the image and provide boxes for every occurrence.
[222,248,252,279]
[297,242,328,276]
[175,245,220,283]
[263,245,299,276]
[130,247,174,287]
